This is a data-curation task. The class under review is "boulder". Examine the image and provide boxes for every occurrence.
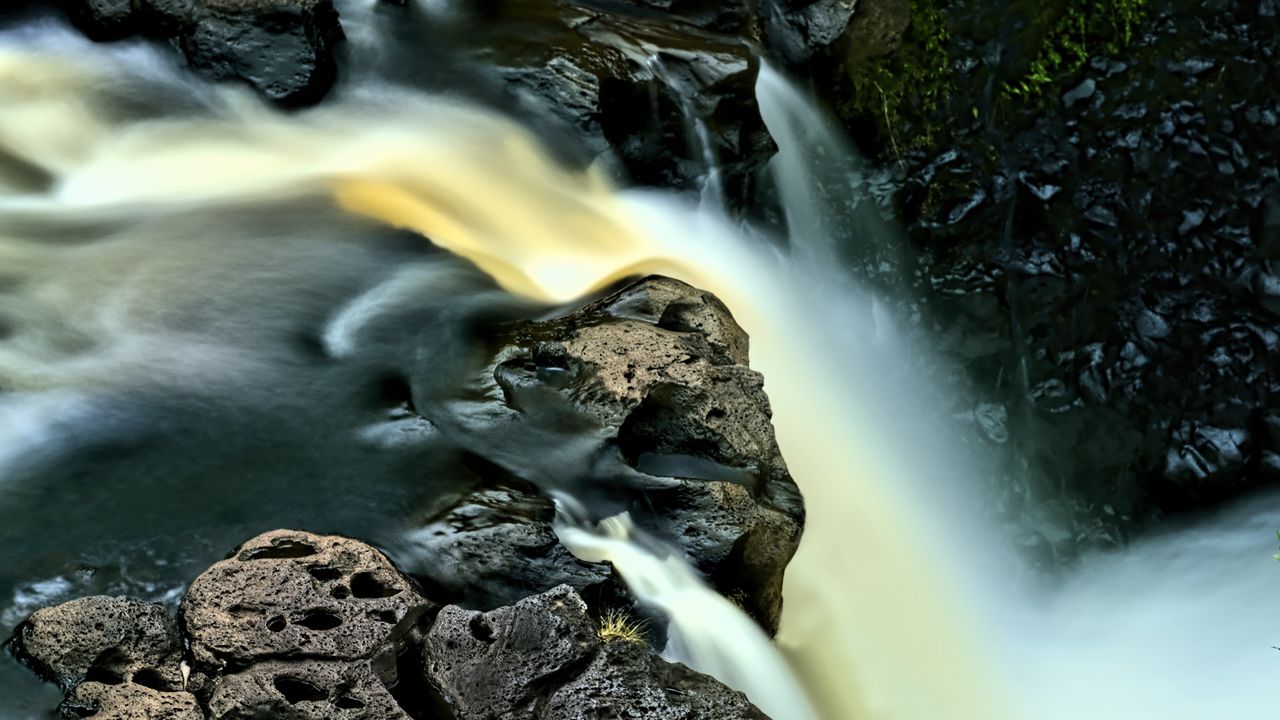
[423,585,599,718]
[175,0,343,105]
[422,585,766,720]
[12,595,185,692]
[180,529,431,672]
[59,0,343,104]
[60,682,204,720]
[489,277,804,633]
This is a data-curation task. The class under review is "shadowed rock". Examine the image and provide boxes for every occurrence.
[59,0,343,104]
[60,682,203,720]
[423,585,767,720]
[402,484,614,610]
[206,659,410,720]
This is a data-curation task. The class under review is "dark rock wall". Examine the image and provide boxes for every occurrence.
[823,0,1280,562]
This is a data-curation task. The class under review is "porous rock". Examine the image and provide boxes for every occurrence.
[12,595,185,692]
[60,682,204,720]
[180,529,431,672]
[491,276,804,633]
[206,659,409,720]
[423,584,767,720]
[543,641,768,720]
[423,585,599,718]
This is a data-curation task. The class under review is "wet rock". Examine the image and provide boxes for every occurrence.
[761,0,860,66]
[59,0,343,104]
[478,0,774,210]
[176,0,343,105]
[423,585,765,720]
[12,595,184,692]
[543,641,767,720]
[841,0,912,61]
[401,484,614,610]
[206,659,409,720]
[180,529,431,672]
[60,682,203,720]
[491,277,804,633]
[881,0,1280,557]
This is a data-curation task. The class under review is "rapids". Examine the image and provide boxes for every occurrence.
[0,13,1277,720]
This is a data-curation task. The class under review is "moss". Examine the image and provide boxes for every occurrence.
[1003,0,1150,101]
[839,0,1150,157]
[842,0,951,155]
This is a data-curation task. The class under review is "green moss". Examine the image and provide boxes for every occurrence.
[839,0,1150,157]
[1004,0,1150,101]
[843,0,951,155]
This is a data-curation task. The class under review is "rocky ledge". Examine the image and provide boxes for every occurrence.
[7,529,766,719]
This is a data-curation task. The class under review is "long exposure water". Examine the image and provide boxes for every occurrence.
[0,11,1277,720]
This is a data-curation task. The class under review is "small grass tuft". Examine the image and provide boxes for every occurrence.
[597,608,648,645]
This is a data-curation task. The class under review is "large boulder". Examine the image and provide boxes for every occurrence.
[180,529,432,672]
[58,0,343,104]
[423,585,767,720]
[485,277,804,633]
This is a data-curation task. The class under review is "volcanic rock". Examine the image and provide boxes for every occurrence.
[12,595,185,692]
[488,276,804,633]
[180,529,431,672]
[423,584,766,720]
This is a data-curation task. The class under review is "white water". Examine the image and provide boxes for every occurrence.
[553,505,817,720]
[0,23,1278,720]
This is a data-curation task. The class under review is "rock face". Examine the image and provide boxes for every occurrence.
[826,0,1280,563]
[423,585,767,720]
[472,0,775,210]
[489,277,805,633]
[59,0,343,104]
[11,535,774,719]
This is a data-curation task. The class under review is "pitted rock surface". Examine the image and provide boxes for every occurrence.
[544,641,767,720]
[491,276,804,633]
[423,585,599,718]
[206,659,409,720]
[60,682,204,720]
[12,595,185,692]
[423,585,768,720]
[180,530,430,671]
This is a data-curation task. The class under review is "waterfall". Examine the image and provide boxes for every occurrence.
[552,502,817,720]
[2,24,1278,720]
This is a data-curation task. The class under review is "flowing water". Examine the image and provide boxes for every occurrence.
[1,12,1278,720]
